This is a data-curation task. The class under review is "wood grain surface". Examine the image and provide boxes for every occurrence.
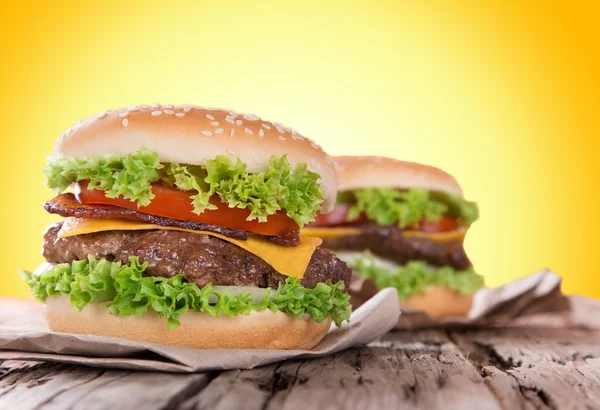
[1,298,600,409]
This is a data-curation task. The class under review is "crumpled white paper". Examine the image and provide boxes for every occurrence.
[350,269,569,329]
[0,288,400,373]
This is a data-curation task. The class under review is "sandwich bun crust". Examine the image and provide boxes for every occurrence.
[44,297,331,350]
[401,285,474,318]
[53,104,337,212]
[334,155,463,197]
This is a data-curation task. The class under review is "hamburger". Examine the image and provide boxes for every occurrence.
[303,156,483,318]
[20,104,353,350]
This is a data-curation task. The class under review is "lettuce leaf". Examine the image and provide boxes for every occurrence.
[346,188,478,228]
[346,253,484,300]
[43,149,324,227]
[44,149,163,206]
[20,256,351,329]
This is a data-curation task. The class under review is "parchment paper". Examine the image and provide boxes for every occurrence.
[0,288,400,373]
[349,269,570,329]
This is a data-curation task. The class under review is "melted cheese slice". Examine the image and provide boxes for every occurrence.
[401,227,467,243]
[58,218,322,279]
[301,226,467,243]
[301,227,362,239]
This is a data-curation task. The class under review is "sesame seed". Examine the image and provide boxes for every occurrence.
[201,130,212,136]
[174,105,182,109]
[164,109,175,115]
[151,111,162,116]
[261,123,271,130]
[258,129,264,137]
[140,104,150,109]
[183,107,192,112]
[227,148,236,155]
[310,141,319,149]
[244,128,253,134]
[225,116,235,124]
[279,135,286,140]
[194,105,205,110]
[275,124,285,133]
[206,114,215,121]
[175,112,185,117]
[127,106,139,112]
[153,103,161,108]
[291,134,297,140]
[297,135,305,141]
[229,110,237,115]
[214,128,224,134]
[230,128,235,137]
[97,112,107,119]
[119,112,129,118]
[163,104,173,109]
[183,104,193,112]
[211,121,220,126]
[325,155,333,164]
[236,120,243,125]
[243,114,260,121]
[122,118,129,127]
[310,158,317,166]
[333,161,340,170]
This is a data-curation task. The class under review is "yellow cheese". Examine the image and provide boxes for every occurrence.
[301,226,467,243]
[301,227,362,239]
[402,227,467,243]
[57,218,323,279]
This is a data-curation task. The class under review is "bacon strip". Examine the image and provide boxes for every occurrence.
[44,194,300,246]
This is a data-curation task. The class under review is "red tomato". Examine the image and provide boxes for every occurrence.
[311,204,369,227]
[74,181,299,236]
[412,216,460,233]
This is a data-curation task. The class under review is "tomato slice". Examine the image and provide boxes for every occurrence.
[311,204,369,227]
[409,216,460,233]
[74,181,299,236]
[310,204,460,232]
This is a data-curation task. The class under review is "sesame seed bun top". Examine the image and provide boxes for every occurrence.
[52,104,338,212]
[334,156,463,197]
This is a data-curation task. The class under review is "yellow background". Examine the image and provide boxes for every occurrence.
[1,1,598,298]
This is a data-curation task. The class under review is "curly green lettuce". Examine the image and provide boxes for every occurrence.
[19,256,352,329]
[347,253,484,300]
[344,188,478,228]
[43,149,324,227]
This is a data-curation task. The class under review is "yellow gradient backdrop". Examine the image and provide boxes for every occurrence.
[1,1,599,298]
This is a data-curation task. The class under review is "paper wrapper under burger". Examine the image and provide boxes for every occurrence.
[0,288,400,373]
[348,269,570,329]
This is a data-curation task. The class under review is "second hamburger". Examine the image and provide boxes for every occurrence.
[304,156,484,318]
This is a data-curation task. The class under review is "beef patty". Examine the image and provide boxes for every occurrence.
[42,223,351,289]
[321,223,471,269]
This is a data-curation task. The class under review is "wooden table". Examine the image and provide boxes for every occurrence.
[2,298,600,409]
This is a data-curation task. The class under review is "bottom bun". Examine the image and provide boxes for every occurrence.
[44,297,331,350]
[402,286,474,318]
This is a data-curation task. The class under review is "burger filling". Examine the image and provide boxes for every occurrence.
[341,251,484,300]
[309,188,479,270]
[44,148,325,235]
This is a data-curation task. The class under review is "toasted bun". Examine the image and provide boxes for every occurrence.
[334,156,463,197]
[53,105,337,212]
[401,286,474,318]
[44,297,331,350]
